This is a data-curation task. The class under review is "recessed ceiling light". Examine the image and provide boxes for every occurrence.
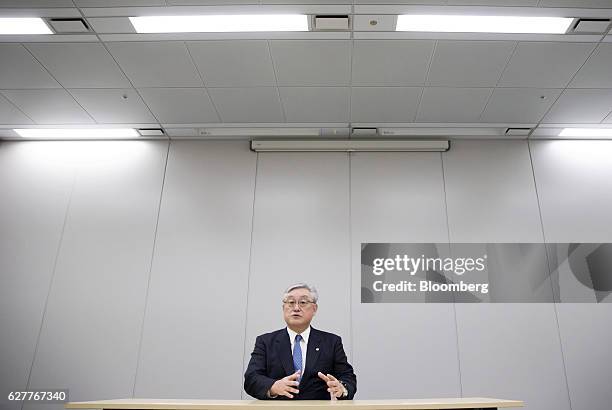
[0,18,53,35]
[129,15,309,33]
[396,15,573,34]
[559,128,612,138]
[14,128,140,139]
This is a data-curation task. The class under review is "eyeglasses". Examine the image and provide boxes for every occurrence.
[283,299,314,309]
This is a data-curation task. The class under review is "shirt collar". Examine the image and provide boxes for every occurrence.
[287,325,311,344]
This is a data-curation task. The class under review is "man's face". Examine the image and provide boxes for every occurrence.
[283,288,318,331]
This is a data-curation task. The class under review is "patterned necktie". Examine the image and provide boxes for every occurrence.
[293,334,303,382]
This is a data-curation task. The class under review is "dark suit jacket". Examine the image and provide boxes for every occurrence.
[244,327,357,400]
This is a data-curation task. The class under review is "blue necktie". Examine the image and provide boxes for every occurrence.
[293,334,303,382]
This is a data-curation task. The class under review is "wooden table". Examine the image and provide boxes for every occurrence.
[65,398,524,410]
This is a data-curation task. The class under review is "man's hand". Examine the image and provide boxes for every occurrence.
[317,372,346,398]
[269,371,300,398]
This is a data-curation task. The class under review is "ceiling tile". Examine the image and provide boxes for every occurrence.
[69,89,157,123]
[351,40,434,86]
[261,0,348,3]
[86,17,135,34]
[428,41,515,87]
[169,0,257,4]
[542,89,612,123]
[270,40,351,86]
[351,87,421,123]
[207,88,283,123]
[446,0,538,6]
[0,93,33,124]
[279,87,349,122]
[1,89,94,124]
[138,88,219,123]
[187,41,276,87]
[354,0,444,3]
[106,42,202,87]
[538,0,612,7]
[0,1,73,5]
[480,88,562,123]
[448,0,537,4]
[569,44,612,88]
[74,0,165,5]
[498,42,595,88]
[25,43,130,89]
[0,45,60,89]
[417,87,491,123]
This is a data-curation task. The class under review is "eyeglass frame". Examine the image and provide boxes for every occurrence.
[282,299,316,309]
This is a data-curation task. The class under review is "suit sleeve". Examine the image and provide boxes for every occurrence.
[333,336,357,400]
[244,335,277,400]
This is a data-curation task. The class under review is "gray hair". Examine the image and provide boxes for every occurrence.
[284,283,319,303]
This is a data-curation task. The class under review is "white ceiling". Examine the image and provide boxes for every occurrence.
[1,0,612,138]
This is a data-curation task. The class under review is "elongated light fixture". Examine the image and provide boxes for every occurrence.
[14,128,140,139]
[559,128,612,138]
[129,15,308,33]
[396,15,573,34]
[251,140,450,152]
[0,18,53,34]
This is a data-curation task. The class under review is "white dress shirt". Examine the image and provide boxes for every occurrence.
[287,326,310,374]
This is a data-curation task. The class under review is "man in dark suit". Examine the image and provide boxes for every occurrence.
[244,283,356,400]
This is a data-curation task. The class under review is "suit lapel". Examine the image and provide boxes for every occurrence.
[304,327,322,379]
[275,329,295,376]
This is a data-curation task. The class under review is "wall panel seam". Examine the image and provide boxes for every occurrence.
[348,152,354,363]
[241,151,259,399]
[21,169,77,410]
[131,139,171,398]
[440,150,463,397]
[527,140,574,410]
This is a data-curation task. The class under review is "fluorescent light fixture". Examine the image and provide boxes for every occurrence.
[14,128,140,139]
[559,128,612,138]
[0,18,53,34]
[129,15,308,33]
[251,140,450,152]
[396,15,573,34]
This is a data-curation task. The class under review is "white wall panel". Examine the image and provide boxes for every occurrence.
[554,304,612,410]
[531,140,612,410]
[351,152,461,399]
[243,152,351,397]
[445,140,571,410]
[530,141,612,243]
[444,141,543,243]
[455,304,570,410]
[134,141,256,399]
[23,141,168,410]
[0,142,73,410]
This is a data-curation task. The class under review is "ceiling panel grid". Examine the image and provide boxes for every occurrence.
[0,2,612,134]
